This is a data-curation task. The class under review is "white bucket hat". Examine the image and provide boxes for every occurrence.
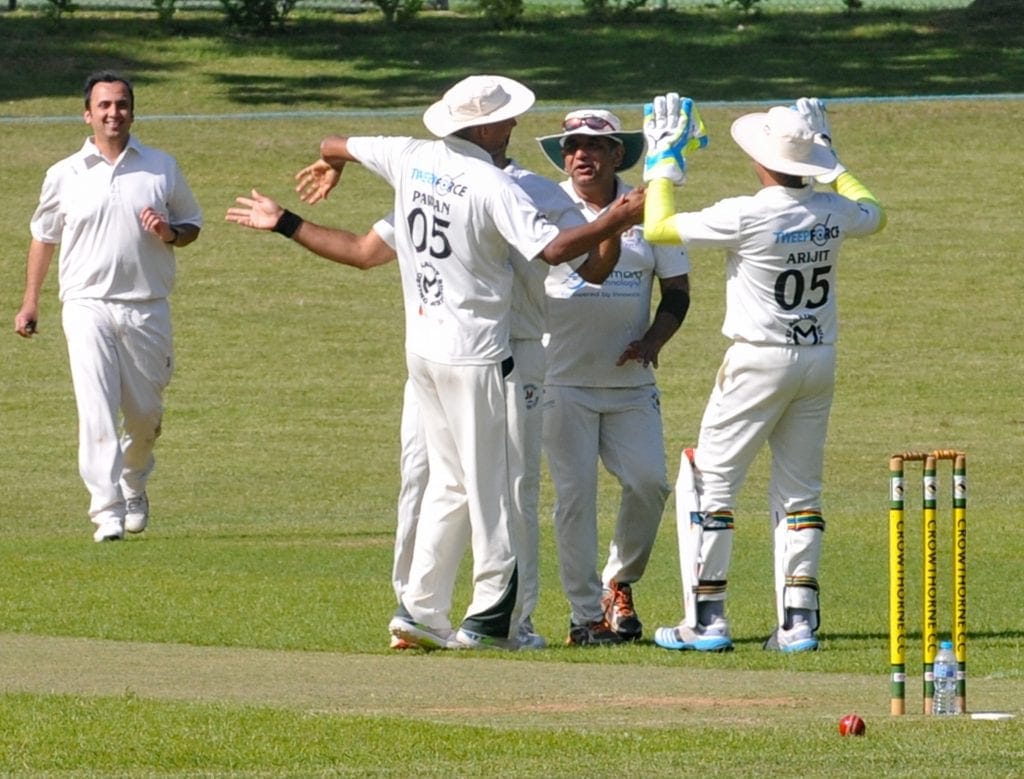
[730,106,837,177]
[536,109,645,173]
[422,75,535,138]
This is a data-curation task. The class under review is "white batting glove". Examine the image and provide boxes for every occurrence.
[643,93,708,185]
[794,97,846,184]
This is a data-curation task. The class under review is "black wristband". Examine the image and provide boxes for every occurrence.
[163,226,179,244]
[273,210,303,238]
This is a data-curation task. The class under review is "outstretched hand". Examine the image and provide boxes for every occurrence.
[295,159,341,205]
[225,189,283,231]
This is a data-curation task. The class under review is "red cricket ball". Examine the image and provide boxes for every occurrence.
[838,713,866,736]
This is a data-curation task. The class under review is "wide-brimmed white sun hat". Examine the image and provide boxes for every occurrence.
[730,106,837,177]
[422,75,535,138]
[536,109,645,173]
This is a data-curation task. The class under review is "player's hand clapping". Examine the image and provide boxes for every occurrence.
[225,189,284,231]
[295,159,341,205]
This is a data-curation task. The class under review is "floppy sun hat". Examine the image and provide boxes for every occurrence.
[730,106,837,177]
[422,75,536,138]
[536,109,645,173]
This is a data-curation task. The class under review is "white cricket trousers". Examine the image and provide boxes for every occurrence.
[695,341,835,514]
[391,338,543,630]
[543,384,670,625]
[506,338,545,627]
[62,298,172,527]
[392,378,427,603]
[402,353,522,638]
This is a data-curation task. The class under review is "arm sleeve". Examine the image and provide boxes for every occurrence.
[29,167,64,243]
[167,159,203,228]
[643,178,683,245]
[832,170,887,233]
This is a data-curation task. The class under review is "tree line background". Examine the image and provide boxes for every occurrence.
[3,0,985,30]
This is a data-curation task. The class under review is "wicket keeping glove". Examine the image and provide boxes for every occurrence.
[794,97,846,184]
[643,93,709,185]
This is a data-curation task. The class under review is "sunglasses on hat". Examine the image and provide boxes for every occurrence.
[562,115,616,132]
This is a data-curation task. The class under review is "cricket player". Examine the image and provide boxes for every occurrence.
[642,94,886,652]
[290,75,643,650]
[535,109,691,645]
[15,71,202,542]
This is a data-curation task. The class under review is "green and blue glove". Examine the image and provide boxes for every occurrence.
[643,92,709,185]
[794,97,846,184]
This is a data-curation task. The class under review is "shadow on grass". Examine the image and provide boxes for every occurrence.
[0,5,1022,108]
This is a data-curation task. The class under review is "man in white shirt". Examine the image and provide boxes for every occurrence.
[290,76,643,650]
[536,109,691,645]
[643,95,886,653]
[15,71,202,542]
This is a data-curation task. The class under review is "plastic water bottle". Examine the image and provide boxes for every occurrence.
[933,640,960,715]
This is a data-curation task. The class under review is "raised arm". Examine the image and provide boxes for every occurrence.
[794,97,887,233]
[832,171,887,232]
[643,178,682,245]
[295,135,360,205]
[642,93,708,245]
[226,189,395,270]
[539,187,644,267]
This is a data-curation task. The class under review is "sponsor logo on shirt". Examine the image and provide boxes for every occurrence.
[785,314,823,345]
[774,214,840,247]
[556,268,645,297]
[416,261,444,309]
[410,168,468,198]
[523,383,540,410]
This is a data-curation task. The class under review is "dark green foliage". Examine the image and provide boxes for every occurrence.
[42,0,77,19]
[475,0,524,28]
[373,0,424,23]
[152,0,177,23]
[219,0,299,32]
[580,0,648,20]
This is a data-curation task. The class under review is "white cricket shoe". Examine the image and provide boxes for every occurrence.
[654,617,733,652]
[764,621,819,653]
[93,518,124,543]
[388,616,459,650]
[455,627,520,651]
[124,493,149,534]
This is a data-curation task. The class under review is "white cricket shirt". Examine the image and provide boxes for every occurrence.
[505,161,587,342]
[670,185,883,346]
[348,135,560,365]
[545,178,691,387]
[30,136,202,302]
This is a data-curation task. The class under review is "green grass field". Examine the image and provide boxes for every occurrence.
[1,5,1023,776]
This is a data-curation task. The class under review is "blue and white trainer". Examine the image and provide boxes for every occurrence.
[764,621,819,653]
[654,617,734,652]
